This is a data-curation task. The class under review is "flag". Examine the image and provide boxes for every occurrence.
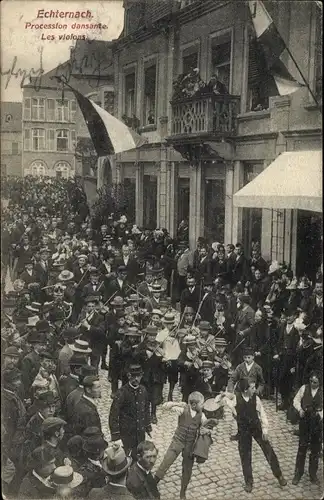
[4,266,14,294]
[72,87,147,156]
[248,1,304,95]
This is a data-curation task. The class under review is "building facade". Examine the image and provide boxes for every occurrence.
[110,0,322,276]
[22,39,115,199]
[1,102,23,176]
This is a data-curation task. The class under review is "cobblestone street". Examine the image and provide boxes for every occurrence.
[96,369,323,500]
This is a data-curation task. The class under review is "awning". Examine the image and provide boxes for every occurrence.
[233,151,322,213]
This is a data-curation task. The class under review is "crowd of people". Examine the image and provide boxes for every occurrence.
[1,175,323,499]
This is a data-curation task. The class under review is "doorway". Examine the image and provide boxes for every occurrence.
[143,175,157,229]
[296,210,322,281]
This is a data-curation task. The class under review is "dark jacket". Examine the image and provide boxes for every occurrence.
[70,394,102,436]
[90,482,135,500]
[21,350,40,397]
[126,462,160,499]
[228,361,265,395]
[109,383,152,453]
[77,459,108,497]
[2,386,27,462]
[180,285,201,313]
[18,471,55,499]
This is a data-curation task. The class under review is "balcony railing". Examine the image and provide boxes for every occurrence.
[170,93,240,138]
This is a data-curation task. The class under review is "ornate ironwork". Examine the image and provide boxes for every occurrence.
[171,93,240,137]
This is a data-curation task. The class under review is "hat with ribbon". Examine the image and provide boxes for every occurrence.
[71,339,92,354]
[111,296,126,307]
[128,294,140,302]
[82,435,108,454]
[126,363,143,375]
[103,445,132,476]
[62,327,79,341]
[214,337,227,347]
[298,277,311,290]
[183,306,195,314]
[151,308,163,317]
[36,320,51,334]
[70,353,88,367]
[58,270,74,282]
[124,326,141,337]
[163,312,175,324]
[151,283,162,293]
[51,466,83,489]
[200,360,214,371]
[144,325,158,339]
[27,330,47,344]
[182,334,197,345]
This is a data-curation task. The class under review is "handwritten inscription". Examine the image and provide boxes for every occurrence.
[1,48,44,90]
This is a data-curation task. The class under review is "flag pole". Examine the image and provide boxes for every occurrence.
[259,1,322,111]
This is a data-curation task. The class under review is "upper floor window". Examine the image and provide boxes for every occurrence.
[56,129,69,151]
[210,32,231,92]
[56,99,69,121]
[104,91,114,115]
[31,98,45,120]
[70,100,77,121]
[124,72,136,117]
[143,64,157,126]
[182,52,198,75]
[32,128,45,150]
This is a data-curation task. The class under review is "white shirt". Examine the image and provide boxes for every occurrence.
[123,256,129,266]
[117,279,124,289]
[286,323,294,334]
[293,384,323,419]
[244,361,254,373]
[89,458,103,469]
[225,394,269,433]
[137,462,150,475]
[83,394,96,405]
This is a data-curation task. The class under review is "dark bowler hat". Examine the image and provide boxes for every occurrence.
[243,347,254,356]
[41,417,67,433]
[144,325,158,338]
[70,353,88,367]
[36,319,51,333]
[89,267,100,275]
[103,444,132,476]
[80,364,97,378]
[117,265,127,273]
[4,346,20,357]
[111,296,126,306]
[39,351,56,360]
[237,294,251,305]
[27,331,46,344]
[82,435,108,454]
[199,321,212,331]
[126,363,143,375]
[82,427,104,439]
[62,327,79,341]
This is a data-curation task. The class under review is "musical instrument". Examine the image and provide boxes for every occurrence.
[203,395,225,419]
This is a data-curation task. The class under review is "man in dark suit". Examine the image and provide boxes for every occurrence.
[225,244,236,283]
[232,294,255,366]
[126,441,160,499]
[199,278,216,324]
[106,265,131,300]
[193,246,212,283]
[227,347,265,395]
[20,331,46,398]
[109,364,152,459]
[180,276,201,314]
[70,375,102,435]
[90,444,133,500]
[232,243,250,284]
[248,248,268,275]
[115,244,139,285]
[18,445,56,499]
[34,247,52,288]
[81,267,105,303]
[19,260,39,286]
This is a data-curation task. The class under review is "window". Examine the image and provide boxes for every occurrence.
[143,175,157,229]
[56,129,69,151]
[56,99,69,121]
[30,161,46,177]
[47,99,55,121]
[247,37,273,111]
[12,142,18,155]
[124,72,136,117]
[23,98,31,120]
[70,100,77,121]
[210,32,231,92]
[55,162,70,179]
[31,98,45,120]
[32,128,45,150]
[143,64,157,126]
[242,163,263,255]
[47,129,55,151]
[104,91,114,115]
[24,129,31,150]
[177,178,190,228]
[182,52,198,75]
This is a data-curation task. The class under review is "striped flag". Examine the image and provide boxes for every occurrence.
[315,1,322,10]
[72,87,147,157]
[4,266,14,294]
[248,1,304,95]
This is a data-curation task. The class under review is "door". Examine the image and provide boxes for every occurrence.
[296,210,322,281]
[143,175,157,229]
[178,178,190,227]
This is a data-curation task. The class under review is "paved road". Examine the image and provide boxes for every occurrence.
[96,370,323,500]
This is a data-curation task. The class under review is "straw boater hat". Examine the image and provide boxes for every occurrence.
[163,312,175,324]
[26,315,41,327]
[144,325,158,339]
[71,339,92,354]
[51,466,83,489]
[182,334,197,345]
[128,294,140,302]
[124,326,141,337]
[151,309,163,317]
[200,360,214,371]
[151,283,162,293]
[268,261,281,275]
[214,337,227,348]
[111,296,126,307]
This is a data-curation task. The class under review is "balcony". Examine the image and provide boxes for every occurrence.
[170,93,240,141]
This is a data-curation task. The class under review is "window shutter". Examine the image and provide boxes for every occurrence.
[24,129,31,150]
[70,100,77,122]
[71,130,76,151]
[24,98,31,120]
[47,99,55,121]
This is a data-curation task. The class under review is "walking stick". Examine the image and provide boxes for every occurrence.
[170,269,174,305]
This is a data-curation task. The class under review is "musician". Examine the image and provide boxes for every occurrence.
[137,269,154,298]
[34,248,51,288]
[232,294,255,367]
[81,267,105,303]
[79,297,107,372]
[151,309,164,330]
[213,337,231,394]
[212,245,228,282]
[19,260,39,287]
[139,325,166,424]
[227,347,265,398]
[199,278,216,324]
[105,265,130,299]
[213,296,234,345]
[294,314,314,389]
[120,327,144,385]
[158,312,181,402]
[180,276,201,314]
[151,265,168,295]
[107,317,126,398]
[180,306,199,335]
[176,242,194,300]
[148,283,164,310]
[178,335,200,402]
[196,321,216,361]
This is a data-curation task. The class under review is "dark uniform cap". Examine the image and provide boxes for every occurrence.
[83,375,100,388]
[243,347,254,356]
[80,365,97,377]
[4,346,20,357]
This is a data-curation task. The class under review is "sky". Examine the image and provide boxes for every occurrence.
[1,0,124,102]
